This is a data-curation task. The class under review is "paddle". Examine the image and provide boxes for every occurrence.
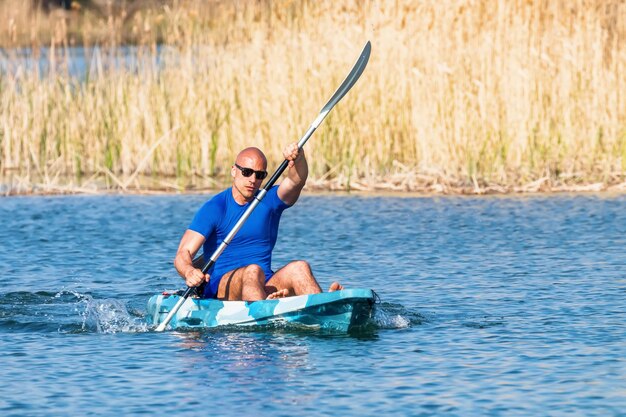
[155,41,372,332]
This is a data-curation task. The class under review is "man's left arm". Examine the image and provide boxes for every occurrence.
[277,142,309,206]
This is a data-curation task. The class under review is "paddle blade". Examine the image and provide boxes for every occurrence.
[312,41,371,128]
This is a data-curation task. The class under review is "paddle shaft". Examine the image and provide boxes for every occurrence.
[155,41,371,332]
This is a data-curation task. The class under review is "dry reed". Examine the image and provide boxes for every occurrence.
[0,0,625,194]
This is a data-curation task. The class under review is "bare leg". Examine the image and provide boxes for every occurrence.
[217,265,287,301]
[267,260,341,296]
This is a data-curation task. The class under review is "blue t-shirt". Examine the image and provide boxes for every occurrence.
[188,185,291,298]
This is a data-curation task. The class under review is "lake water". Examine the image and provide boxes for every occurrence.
[0,193,624,416]
[1,45,172,79]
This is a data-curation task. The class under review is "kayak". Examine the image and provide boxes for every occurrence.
[146,288,376,332]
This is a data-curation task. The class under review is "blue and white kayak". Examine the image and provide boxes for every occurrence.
[146,288,376,332]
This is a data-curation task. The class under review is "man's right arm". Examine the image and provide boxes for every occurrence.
[174,229,210,287]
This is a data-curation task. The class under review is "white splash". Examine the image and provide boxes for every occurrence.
[53,290,148,334]
[373,307,411,329]
[81,297,148,334]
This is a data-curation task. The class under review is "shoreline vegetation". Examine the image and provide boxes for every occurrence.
[1,0,625,196]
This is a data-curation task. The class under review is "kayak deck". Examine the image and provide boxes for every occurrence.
[146,288,376,332]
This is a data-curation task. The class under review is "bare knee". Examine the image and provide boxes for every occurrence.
[242,264,265,285]
[278,260,320,295]
[288,260,311,274]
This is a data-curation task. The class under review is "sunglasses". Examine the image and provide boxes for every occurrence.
[234,163,268,180]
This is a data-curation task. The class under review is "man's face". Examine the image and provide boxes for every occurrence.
[231,155,267,202]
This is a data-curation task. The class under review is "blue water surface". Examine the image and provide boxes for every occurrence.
[0,193,624,416]
[0,45,167,79]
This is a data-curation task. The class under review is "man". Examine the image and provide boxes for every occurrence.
[174,142,342,300]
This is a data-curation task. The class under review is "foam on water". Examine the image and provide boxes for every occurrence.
[371,302,418,329]
[373,308,411,329]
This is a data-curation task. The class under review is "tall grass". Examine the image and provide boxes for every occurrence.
[1,0,625,193]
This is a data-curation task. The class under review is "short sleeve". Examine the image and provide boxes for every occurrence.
[188,199,218,238]
[266,185,291,213]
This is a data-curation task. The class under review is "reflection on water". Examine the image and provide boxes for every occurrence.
[170,330,317,406]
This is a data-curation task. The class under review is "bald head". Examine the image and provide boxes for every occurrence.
[235,147,267,168]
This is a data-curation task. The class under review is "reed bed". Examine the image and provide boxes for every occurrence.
[1,0,625,194]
